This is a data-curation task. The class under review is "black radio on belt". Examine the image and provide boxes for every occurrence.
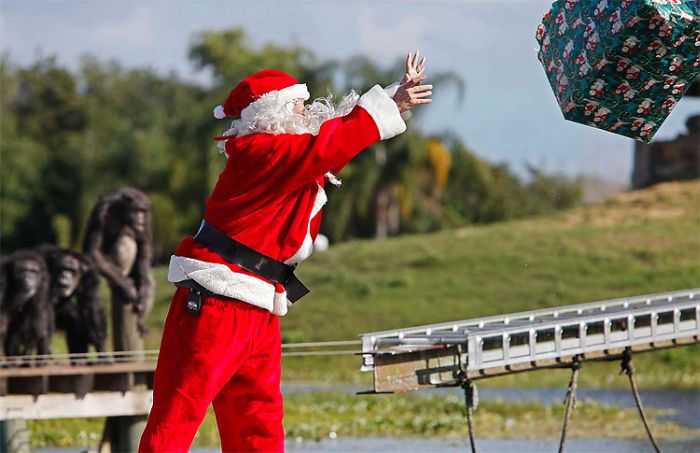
[176,279,243,316]
[186,288,203,315]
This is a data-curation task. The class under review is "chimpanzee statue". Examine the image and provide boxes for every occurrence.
[83,188,155,352]
[41,245,107,360]
[0,250,53,361]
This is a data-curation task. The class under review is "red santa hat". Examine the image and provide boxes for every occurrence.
[213,69,310,119]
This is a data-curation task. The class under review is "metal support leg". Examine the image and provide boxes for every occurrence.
[621,349,661,453]
[461,378,478,453]
[558,358,581,453]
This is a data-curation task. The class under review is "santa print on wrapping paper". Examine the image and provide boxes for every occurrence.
[536,0,700,142]
[589,79,607,97]
[622,36,639,54]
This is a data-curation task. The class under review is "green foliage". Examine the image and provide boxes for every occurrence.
[51,214,72,248]
[189,29,314,85]
[442,134,582,227]
[148,192,185,260]
[127,182,700,389]
[1,27,581,260]
[278,394,697,441]
[28,395,699,448]
[275,181,700,387]
[1,55,211,256]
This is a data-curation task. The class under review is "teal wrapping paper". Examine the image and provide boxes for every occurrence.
[536,0,700,142]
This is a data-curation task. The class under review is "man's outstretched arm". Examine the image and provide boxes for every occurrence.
[269,55,432,191]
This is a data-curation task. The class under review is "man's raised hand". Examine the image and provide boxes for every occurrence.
[401,50,426,89]
[394,50,432,113]
[393,79,432,113]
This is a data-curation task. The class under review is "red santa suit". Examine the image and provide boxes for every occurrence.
[139,69,407,452]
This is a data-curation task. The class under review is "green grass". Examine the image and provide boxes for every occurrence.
[51,181,700,388]
[33,181,700,449]
[29,393,700,448]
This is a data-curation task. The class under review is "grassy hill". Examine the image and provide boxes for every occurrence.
[36,180,699,448]
[136,180,699,388]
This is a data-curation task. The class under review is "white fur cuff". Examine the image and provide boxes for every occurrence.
[383,82,412,121]
[357,85,407,140]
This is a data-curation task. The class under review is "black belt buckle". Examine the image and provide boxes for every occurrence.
[186,288,203,315]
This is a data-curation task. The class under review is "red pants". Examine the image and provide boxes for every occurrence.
[139,287,284,452]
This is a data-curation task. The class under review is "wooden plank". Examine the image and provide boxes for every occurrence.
[134,371,154,389]
[48,374,94,397]
[0,390,153,420]
[7,376,47,396]
[0,362,156,378]
[94,373,132,393]
[374,345,461,393]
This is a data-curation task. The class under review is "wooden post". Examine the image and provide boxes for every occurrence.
[0,419,31,453]
[100,415,147,453]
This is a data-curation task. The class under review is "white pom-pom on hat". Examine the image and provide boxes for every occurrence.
[213,105,226,119]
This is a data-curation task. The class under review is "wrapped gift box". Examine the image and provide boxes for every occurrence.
[536,0,700,142]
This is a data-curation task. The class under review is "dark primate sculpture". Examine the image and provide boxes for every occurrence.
[83,188,155,352]
[41,246,107,360]
[0,250,53,360]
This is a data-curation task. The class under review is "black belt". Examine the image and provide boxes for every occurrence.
[193,220,310,303]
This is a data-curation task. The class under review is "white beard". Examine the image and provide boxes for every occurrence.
[217,90,360,156]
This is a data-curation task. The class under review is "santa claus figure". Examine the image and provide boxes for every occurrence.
[589,79,607,97]
[621,36,638,54]
[637,98,654,114]
[138,51,431,452]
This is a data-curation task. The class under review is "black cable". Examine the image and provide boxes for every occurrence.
[621,349,661,453]
[558,357,581,453]
[461,377,478,453]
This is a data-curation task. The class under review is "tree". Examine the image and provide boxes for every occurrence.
[322,54,465,239]
[1,56,86,249]
[1,28,581,260]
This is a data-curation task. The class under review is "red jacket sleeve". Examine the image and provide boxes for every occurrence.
[263,84,407,192]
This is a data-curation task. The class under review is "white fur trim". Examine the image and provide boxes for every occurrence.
[283,183,327,265]
[213,105,226,119]
[357,85,407,140]
[273,290,290,316]
[239,83,309,120]
[384,82,412,121]
[218,88,359,139]
[324,172,342,187]
[168,255,291,316]
[276,83,310,103]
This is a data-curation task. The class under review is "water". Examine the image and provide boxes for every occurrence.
[38,437,700,452]
[36,387,700,452]
[284,437,698,452]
